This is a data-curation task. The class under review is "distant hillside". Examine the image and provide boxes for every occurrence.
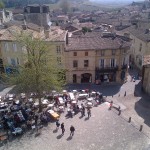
[2,0,59,8]
[89,0,145,6]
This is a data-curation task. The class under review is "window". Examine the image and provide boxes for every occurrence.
[16,58,19,65]
[85,52,88,56]
[73,74,77,83]
[4,43,9,51]
[139,43,142,51]
[22,46,27,53]
[101,50,105,56]
[73,60,78,68]
[73,52,77,56]
[11,58,16,66]
[99,59,105,68]
[57,57,61,64]
[13,43,17,52]
[56,46,61,54]
[110,58,116,67]
[112,50,115,55]
[84,60,89,67]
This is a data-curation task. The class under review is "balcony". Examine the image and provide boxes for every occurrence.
[95,66,118,73]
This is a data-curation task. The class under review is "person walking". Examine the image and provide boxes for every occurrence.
[70,125,75,137]
[61,123,65,135]
[56,120,60,130]
[87,108,91,118]
[81,104,85,117]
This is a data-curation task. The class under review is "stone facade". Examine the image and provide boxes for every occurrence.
[142,64,150,96]
[24,5,51,28]
[65,50,96,84]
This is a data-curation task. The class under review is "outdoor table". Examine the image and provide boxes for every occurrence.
[47,110,59,119]
[78,93,88,99]
[21,93,26,99]
[34,102,39,107]
[28,98,33,102]
[15,100,20,105]
[72,100,77,104]
[9,97,13,101]
[48,103,54,108]
[52,90,56,94]
[73,90,77,93]
[68,92,75,101]
[58,97,64,105]
[9,94,14,98]
[58,106,64,112]
[12,127,23,135]
[42,99,49,105]
[87,98,93,102]
[62,90,67,93]
[87,102,93,107]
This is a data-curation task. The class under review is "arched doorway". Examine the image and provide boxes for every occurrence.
[81,73,92,83]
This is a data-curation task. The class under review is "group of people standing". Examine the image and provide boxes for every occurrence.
[56,120,75,137]
[81,104,91,119]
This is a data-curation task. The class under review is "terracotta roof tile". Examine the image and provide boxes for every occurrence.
[66,33,131,51]
[143,55,150,65]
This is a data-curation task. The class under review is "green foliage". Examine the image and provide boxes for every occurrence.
[0,0,5,8]
[82,27,92,34]
[60,0,70,14]
[9,32,66,94]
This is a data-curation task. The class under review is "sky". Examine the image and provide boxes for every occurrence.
[89,0,144,5]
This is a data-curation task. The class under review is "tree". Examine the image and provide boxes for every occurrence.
[60,0,70,14]
[9,32,66,112]
[82,27,92,34]
[0,0,5,8]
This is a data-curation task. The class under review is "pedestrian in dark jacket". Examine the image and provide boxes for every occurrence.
[56,120,60,130]
[87,108,91,118]
[70,125,75,137]
[61,123,65,135]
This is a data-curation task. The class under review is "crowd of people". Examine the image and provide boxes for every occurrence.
[0,90,104,141]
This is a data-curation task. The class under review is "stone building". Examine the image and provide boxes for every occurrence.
[65,32,131,84]
[142,55,150,96]
[24,5,51,28]
[118,23,150,73]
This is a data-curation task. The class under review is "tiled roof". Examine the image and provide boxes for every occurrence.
[123,26,150,42]
[66,33,131,51]
[44,26,67,42]
[143,55,150,65]
[0,25,41,41]
[3,21,42,32]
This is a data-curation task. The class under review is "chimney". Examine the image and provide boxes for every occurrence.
[44,29,50,38]
[66,32,69,45]
[22,20,27,30]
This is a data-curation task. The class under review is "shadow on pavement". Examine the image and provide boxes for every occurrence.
[66,83,122,97]
[56,134,63,139]
[53,129,58,133]
[66,136,72,141]
[134,81,150,127]
[84,117,89,121]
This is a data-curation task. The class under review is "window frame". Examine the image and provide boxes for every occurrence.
[84,60,89,67]
[85,51,88,56]
[73,52,77,56]
[73,60,78,68]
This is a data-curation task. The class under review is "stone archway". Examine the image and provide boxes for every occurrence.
[81,73,92,83]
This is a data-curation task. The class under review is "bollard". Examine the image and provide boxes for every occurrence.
[118,110,121,115]
[124,91,126,97]
[112,95,113,98]
[118,94,120,97]
[139,125,143,132]
[128,117,131,123]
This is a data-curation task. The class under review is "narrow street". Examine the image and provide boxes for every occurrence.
[67,69,150,138]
